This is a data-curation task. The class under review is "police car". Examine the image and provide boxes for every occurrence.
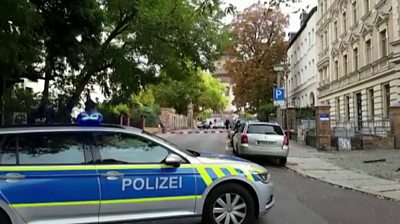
[0,113,274,224]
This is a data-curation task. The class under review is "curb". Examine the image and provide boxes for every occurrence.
[285,163,400,202]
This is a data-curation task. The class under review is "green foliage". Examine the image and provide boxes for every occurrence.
[197,108,213,120]
[0,0,42,92]
[296,107,316,119]
[150,69,227,114]
[132,89,155,108]
[197,71,228,113]
[257,102,277,121]
[1,0,231,118]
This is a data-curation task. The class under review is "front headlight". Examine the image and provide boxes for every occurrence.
[255,172,271,183]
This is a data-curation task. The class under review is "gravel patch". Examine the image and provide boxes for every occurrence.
[313,150,400,183]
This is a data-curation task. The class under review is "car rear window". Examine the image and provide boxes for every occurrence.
[247,124,284,135]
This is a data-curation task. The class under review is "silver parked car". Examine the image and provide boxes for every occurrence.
[0,123,274,224]
[232,121,289,165]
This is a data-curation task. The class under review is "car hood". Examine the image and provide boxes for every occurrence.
[194,152,267,173]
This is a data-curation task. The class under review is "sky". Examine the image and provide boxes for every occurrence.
[222,0,318,33]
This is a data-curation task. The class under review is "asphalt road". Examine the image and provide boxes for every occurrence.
[135,133,400,224]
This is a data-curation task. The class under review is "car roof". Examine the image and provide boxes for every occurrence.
[246,121,281,126]
[0,124,143,134]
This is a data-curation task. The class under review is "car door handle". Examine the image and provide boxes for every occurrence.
[0,173,26,181]
[101,171,124,180]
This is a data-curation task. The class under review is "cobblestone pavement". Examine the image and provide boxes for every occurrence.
[313,149,400,183]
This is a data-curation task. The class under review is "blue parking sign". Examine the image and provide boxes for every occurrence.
[273,88,285,101]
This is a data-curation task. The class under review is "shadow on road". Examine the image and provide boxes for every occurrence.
[236,155,286,169]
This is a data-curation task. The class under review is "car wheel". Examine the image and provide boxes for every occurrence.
[202,183,256,224]
[278,157,287,166]
[0,210,11,224]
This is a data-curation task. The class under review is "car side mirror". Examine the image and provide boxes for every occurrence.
[165,154,183,168]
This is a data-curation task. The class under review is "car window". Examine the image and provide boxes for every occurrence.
[247,124,284,135]
[94,133,169,164]
[17,133,88,165]
[0,135,18,165]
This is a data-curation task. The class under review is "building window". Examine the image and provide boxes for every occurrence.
[364,0,370,14]
[334,60,339,80]
[383,84,390,117]
[353,47,359,71]
[367,88,374,119]
[365,39,372,64]
[352,1,357,25]
[343,54,348,75]
[345,95,350,121]
[380,29,388,58]
[334,21,338,40]
[336,98,341,121]
[343,11,347,32]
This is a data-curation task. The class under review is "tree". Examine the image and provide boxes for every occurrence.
[0,0,42,97]
[197,71,227,113]
[225,3,288,112]
[150,69,227,114]
[59,0,229,116]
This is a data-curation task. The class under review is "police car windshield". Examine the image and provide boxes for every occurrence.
[142,131,200,157]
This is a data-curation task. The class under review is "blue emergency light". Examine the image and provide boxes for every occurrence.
[76,112,103,126]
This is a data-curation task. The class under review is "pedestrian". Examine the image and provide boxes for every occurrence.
[224,119,230,130]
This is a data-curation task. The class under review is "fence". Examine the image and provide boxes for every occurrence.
[331,117,392,137]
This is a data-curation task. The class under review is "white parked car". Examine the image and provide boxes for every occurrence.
[232,121,289,165]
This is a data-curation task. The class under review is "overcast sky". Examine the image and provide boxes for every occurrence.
[222,0,317,33]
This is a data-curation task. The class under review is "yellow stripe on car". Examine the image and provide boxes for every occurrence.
[212,167,225,178]
[11,195,202,208]
[196,167,213,186]
[227,166,238,175]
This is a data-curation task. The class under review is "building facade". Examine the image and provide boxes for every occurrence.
[213,54,236,113]
[287,7,318,108]
[316,0,400,126]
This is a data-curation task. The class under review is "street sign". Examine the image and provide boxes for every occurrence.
[273,88,285,101]
[320,113,330,121]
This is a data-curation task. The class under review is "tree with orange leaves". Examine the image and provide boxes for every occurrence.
[225,3,288,112]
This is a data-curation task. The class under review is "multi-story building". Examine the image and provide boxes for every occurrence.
[287,7,318,108]
[213,54,236,113]
[316,0,400,125]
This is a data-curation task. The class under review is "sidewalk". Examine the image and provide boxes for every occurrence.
[287,142,400,201]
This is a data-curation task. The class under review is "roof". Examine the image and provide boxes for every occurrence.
[0,124,142,134]
[287,6,317,50]
[246,121,281,126]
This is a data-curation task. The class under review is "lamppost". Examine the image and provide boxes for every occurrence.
[273,63,289,131]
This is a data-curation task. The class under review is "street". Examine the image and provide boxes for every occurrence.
[136,133,400,224]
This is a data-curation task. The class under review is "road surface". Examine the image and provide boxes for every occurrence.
[135,133,400,224]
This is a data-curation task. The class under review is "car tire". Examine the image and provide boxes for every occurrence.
[202,183,256,224]
[278,157,287,166]
[0,210,11,224]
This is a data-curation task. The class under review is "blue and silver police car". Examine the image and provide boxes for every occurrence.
[0,115,274,224]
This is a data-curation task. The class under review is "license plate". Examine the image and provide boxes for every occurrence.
[258,141,276,145]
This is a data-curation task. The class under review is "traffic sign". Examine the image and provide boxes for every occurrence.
[273,88,285,101]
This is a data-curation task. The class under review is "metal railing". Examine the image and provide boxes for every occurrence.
[331,117,391,137]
